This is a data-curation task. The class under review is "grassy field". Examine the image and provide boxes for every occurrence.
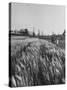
[10,36,65,87]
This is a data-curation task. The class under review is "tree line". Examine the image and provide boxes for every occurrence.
[10,28,65,44]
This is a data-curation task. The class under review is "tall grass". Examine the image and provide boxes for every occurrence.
[10,39,65,87]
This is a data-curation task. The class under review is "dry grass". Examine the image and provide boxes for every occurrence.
[10,37,65,87]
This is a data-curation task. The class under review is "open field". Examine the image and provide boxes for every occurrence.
[10,36,65,87]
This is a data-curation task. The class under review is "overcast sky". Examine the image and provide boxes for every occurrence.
[11,3,65,35]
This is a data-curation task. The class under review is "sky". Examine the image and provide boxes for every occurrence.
[11,3,65,35]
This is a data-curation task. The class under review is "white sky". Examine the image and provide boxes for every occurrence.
[11,3,65,35]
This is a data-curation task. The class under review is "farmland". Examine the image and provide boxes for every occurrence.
[10,36,65,87]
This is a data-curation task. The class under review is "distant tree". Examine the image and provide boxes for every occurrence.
[33,27,35,37]
[14,30,17,34]
[19,29,24,33]
[38,29,40,37]
[33,31,35,37]
[51,33,56,44]
[25,29,29,36]
[19,29,29,36]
